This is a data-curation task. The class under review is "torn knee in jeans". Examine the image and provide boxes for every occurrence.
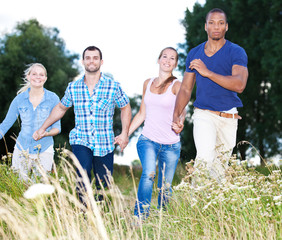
[148,171,156,181]
[165,182,171,189]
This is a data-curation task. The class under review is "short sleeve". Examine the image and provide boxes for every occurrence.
[185,47,197,73]
[0,97,19,138]
[50,93,61,132]
[61,82,73,108]
[114,82,129,108]
[231,45,248,67]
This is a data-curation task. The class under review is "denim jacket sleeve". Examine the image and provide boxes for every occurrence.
[0,97,19,139]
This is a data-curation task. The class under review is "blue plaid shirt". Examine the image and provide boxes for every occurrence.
[61,73,129,156]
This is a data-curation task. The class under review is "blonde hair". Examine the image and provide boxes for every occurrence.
[17,63,47,94]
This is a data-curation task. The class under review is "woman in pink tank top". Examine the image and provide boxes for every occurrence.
[127,47,185,221]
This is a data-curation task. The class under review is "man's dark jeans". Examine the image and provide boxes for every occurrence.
[71,144,114,203]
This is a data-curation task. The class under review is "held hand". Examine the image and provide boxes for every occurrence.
[172,112,185,134]
[114,133,129,152]
[33,129,47,141]
[114,136,120,146]
[172,122,184,134]
[114,135,125,151]
[189,59,211,77]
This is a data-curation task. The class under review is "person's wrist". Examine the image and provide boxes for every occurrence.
[121,131,128,137]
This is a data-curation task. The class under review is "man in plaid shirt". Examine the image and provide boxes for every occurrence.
[34,46,131,201]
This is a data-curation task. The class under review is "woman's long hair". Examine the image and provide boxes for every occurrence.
[17,63,47,95]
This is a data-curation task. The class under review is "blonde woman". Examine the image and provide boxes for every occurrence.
[0,63,61,181]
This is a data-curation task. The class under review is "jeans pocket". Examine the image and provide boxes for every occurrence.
[137,135,151,154]
[169,141,181,151]
[138,134,150,142]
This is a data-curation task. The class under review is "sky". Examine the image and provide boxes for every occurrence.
[0,0,206,165]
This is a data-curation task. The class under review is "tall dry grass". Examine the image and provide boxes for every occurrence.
[0,149,140,239]
[0,148,281,239]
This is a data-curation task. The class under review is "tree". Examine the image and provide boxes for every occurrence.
[179,0,282,165]
[0,19,144,160]
[0,19,79,157]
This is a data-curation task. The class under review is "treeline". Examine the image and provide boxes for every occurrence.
[0,0,281,165]
[178,0,282,165]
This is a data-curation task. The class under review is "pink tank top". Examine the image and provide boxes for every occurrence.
[141,78,180,144]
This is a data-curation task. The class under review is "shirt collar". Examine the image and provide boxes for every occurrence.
[100,72,106,82]
[22,88,47,100]
[82,72,106,83]
[22,89,29,99]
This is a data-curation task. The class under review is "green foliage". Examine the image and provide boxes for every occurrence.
[113,164,142,196]
[0,164,26,199]
[255,165,282,176]
[179,0,282,163]
[0,18,143,157]
[0,151,281,239]
[179,108,196,163]
[113,94,142,136]
[0,19,79,156]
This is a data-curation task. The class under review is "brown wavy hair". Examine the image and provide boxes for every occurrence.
[156,47,178,93]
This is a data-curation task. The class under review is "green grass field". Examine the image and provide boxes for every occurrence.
[0,149,281,239]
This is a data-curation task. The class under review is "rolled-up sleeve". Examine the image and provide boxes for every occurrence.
[114,83,129,108]
[0,97,19,139]
[61,83,73,108]
[50,94,61,133]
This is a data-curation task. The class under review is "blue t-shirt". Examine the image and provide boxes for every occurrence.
[0,88,61,153]
[185,40,248,111]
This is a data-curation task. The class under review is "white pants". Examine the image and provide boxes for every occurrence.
[192,108,238,182]
[12,145,54,181]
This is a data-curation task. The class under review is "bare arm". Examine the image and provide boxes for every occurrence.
[173,72,196,125]
[120,103,132,137]
[38,128,60,139]
[114,103,132,152]
[128,79,149,136]
[171,80,187,134]
[33,102,69,140]
[189,59,248,93]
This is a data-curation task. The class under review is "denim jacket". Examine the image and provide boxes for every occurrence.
[0,88,61,154]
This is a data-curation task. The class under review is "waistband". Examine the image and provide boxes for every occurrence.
[195,108,242,119]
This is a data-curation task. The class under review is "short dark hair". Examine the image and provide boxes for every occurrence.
[82,46,103,60]
[206,8,227,23]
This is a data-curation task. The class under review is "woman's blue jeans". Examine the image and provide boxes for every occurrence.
[134,135,181,218]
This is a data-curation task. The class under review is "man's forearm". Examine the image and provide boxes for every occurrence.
[40,103,68,131]
[120,104,132,135]
[207,70,248,93]
[173,89,191,122]
[173,72,195,122]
